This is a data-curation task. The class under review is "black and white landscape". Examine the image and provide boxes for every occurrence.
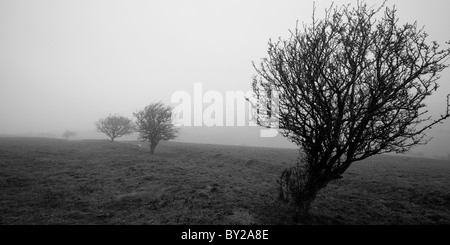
[1,0,450,226]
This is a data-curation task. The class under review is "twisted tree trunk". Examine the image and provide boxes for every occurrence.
[149,141,157,154]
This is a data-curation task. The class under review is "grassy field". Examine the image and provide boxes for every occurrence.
[1,137,449,225]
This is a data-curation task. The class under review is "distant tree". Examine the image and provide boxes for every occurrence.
[252,1,450,219]
[95,114,135,142]
[62,130,76,140]
[134,102,179,154]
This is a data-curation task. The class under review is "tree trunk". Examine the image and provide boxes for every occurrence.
[295,193,316,222]
[149,141,157,154]
[294,182,324,223]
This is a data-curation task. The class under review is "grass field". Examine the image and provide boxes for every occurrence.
[1,137,449,225]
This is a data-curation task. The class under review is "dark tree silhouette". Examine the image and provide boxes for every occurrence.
[62,130,76,140]
[95,114,134,142]
[134,102,179,154]
[252,1,450,219]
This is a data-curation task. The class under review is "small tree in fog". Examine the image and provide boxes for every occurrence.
[252,1,450,219]
[62,130,76,140]
[134,102,179,154]
[95,114,135,142]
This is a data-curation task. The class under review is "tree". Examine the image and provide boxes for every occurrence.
[134,102,179,154]
[251,1,450,219]
[62,130,76,140]
[95,114,135,142]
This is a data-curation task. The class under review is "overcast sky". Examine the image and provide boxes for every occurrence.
[1,0,449,157]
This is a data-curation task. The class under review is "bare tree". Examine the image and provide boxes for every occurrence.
[134,102,179,154]
[95,114,135,142]
[62,130,76,140]
[252,1,450,219]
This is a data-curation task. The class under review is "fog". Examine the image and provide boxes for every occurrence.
[1,0,449,159]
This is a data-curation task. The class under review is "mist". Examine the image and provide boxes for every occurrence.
[1,0,449,159]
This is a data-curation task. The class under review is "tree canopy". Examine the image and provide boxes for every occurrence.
[95,114,134,142]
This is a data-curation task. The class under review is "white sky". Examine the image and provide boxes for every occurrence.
[0,0,449,156]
